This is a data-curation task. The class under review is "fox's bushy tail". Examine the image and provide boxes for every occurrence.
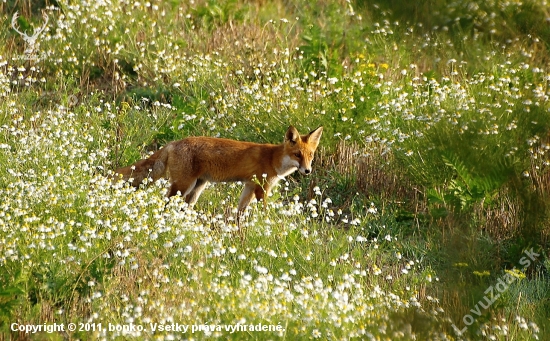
[113,147,169,187]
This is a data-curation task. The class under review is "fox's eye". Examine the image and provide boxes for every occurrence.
[294,152,301,158]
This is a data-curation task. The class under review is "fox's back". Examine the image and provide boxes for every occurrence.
[166,136,279,182]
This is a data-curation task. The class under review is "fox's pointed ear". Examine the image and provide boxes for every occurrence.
[285,126,300,145]
[307,126,323,147]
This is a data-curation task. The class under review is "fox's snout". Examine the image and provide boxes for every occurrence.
[299,167,312,175]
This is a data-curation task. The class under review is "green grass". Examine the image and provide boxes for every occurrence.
[1,0,549,339]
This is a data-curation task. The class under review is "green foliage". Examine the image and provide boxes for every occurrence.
[0,266,26,318]
[299,24,341,76]
[191,0,249,30]
[359,0,550,50]
[424,150,509,215]
[500,270,550,334]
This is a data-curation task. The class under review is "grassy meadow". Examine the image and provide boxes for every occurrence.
[1,0,550,339]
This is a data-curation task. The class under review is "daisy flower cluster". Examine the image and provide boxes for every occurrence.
[0,95,453,339]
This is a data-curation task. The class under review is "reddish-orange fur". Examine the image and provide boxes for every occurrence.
[113,126,323,217]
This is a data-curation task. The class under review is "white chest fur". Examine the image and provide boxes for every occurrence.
[275,155,299,179]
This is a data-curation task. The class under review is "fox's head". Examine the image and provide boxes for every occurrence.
[282,125,323,175]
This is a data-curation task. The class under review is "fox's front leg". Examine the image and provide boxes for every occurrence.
[237,182,269,226]
[254,183,269,211]
[237,183,255,226]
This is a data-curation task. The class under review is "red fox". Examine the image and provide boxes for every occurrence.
[113,126,323,217]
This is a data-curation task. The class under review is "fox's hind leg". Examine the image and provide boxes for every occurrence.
[168,178,197,198]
